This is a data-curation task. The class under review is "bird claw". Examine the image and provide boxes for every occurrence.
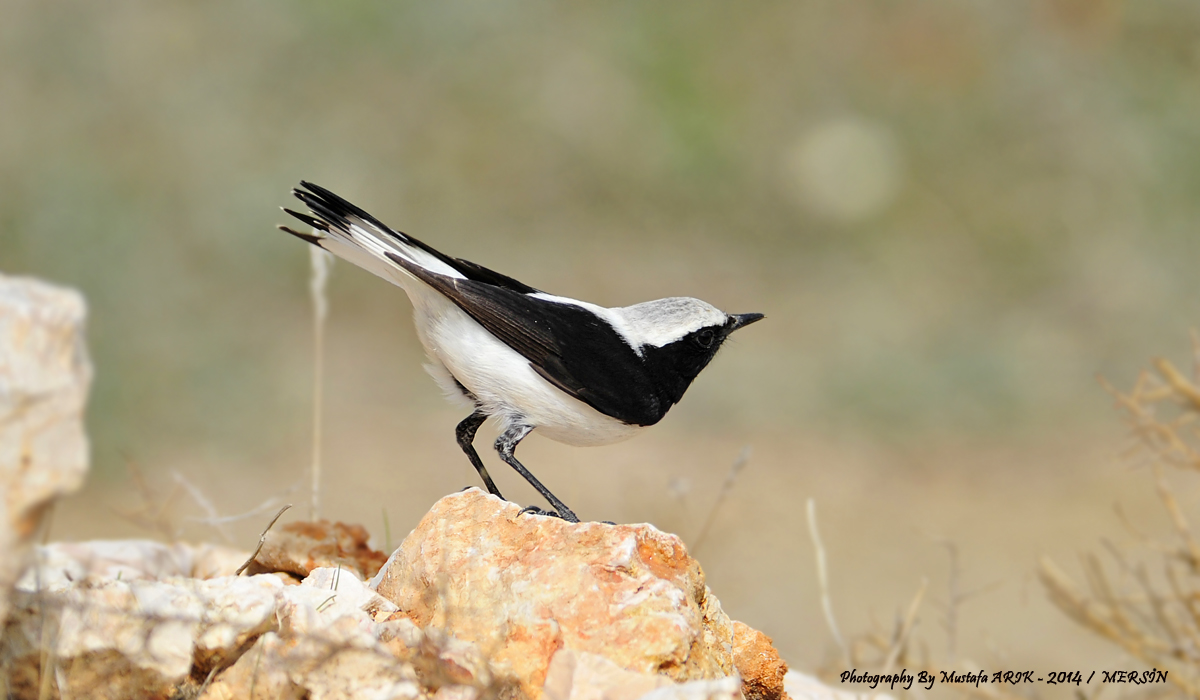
[518,505,565,519]
[516,505,593,524]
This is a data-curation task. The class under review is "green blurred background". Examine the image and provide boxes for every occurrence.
[4,0,1200,684]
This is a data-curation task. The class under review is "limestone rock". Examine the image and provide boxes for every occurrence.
[1,559,435,699]
[202,569,421,700]
[542,649,674,700]
[433,685,482,700]
[397,623,494,691]
[17,540,247,590]
[731,622,788,700]
[246,519,388,580]
[303,566,401,622]
[0,274,92,624]
[199,640,305,700]
[1,573,282,699]
[372,489,778,700]
[783,671,892,700]
[309,566,496,693]
[0,505,794,700]
[639,676,744,700]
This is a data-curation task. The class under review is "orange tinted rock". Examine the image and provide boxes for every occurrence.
[372,489,738,699]
[732,621,789,700]
[247,520,387,580]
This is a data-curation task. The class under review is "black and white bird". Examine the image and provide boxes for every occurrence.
[279,181,763,523]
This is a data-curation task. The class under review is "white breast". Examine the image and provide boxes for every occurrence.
[409,285,643,447]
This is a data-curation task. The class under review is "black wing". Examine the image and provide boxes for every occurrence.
[286,181,541,295]
[385,252,666,426]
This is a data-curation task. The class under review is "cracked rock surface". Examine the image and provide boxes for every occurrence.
[372,489,789,700]
[0,495,798,700]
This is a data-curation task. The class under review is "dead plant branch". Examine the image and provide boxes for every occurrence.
[236,504,293,576]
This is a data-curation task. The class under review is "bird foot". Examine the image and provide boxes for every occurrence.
[517,504,584,523]
[518,504,565,519]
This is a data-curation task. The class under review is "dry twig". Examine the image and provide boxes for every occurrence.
[309,246,333,522]
[691,446,750,555]
[882,578,927,675]
[236,505,293,576]
[806,499,847,664]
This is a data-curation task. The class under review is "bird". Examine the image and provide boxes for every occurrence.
[279,181,763,523]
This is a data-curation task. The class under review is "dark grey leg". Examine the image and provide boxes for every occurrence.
[495,424,579,523]
[455,409,504,499]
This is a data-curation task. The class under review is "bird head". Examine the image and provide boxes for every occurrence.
[617,297,764,409]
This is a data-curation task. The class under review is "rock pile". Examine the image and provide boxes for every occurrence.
[1,491,790,700]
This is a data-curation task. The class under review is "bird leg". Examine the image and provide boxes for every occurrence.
[495,424,580,523]
[455,409,504,499]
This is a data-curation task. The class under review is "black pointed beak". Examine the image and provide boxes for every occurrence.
[727,312,765,332]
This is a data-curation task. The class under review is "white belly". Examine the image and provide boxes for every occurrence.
[409,289,642,447]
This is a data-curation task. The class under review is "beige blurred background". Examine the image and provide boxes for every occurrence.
[4,0,1200,690]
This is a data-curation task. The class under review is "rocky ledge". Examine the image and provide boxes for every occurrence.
[1,489,789,700]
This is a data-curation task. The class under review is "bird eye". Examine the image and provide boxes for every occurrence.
[696,329,716,348]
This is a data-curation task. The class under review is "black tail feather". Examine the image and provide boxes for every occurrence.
[289,181,468,279]
[280,181,541,295]
[282,208,328,231]
[277,225,324,245]
[297,181,391,234]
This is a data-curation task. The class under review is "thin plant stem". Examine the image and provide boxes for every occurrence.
[309,246,333,521]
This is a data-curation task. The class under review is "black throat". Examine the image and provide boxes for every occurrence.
[638,331,727,421]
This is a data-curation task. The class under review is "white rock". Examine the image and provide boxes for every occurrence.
[0,274,92,624]
[433,684,481,700]
[206,583,421,700]
[3,547,475,698]
[784,671,894,700]
[64,575,276,676]
[0,573,282,699]
[198,632,302,700]
[302,566,400,622]
[17,540,248,590]
[201,603,427,700]
[637,676,743,700]
[543,648,674,700]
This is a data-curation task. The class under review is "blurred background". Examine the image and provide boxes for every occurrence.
[4,0,1200,688]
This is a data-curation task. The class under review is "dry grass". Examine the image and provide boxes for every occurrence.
[816,573,1027,700]
[809,503,1026,700]
[811,336,1200,699]
[1038,333,1200,697]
